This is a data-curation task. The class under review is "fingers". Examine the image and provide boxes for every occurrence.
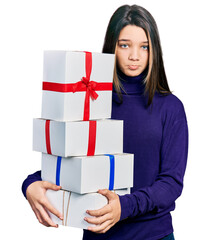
[31,200,60,228]
[85,206,113,234]
[31,204,43,224]
[97,189,116,201]
[96,223,115,234]
[97,224,113,234]
[88,219,113,233]
[42,181,62,191]
[30,203,51,227]
[85,213,111,226]
[36,204,58,228]
[44,198,63,220]
[86,204,111,217]
[35,208,50,227]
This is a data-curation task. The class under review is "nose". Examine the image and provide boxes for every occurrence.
[128,47,140,61]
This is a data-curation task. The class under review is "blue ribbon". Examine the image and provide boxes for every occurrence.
[105,154,115,190]
[56,156,62,186]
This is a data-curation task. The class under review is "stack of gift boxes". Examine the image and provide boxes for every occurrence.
[33,51,134,229]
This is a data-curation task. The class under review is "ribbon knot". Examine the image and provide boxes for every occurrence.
[81,76,90,85]
[72,77,99,101]
[82,78,98,100]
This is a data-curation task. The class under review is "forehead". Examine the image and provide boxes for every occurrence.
[118,25,148,42]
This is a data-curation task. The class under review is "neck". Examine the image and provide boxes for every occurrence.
[116,66,147,94]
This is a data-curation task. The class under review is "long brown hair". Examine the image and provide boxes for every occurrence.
[102,4,172,106]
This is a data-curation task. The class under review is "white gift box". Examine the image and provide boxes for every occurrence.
[41,51,115,121]
[41,153,134,194]
[46,188,130,229]
[33,118,123,157]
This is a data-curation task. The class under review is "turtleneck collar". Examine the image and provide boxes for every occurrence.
[116,66,147,95]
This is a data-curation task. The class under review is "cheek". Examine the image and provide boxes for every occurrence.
[142,52,149,66]
[116,50,126,65]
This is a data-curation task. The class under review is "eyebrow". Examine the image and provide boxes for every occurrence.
[118,39,149,44]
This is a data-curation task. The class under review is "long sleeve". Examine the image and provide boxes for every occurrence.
[22,170,42,199]
[119,108,188,221]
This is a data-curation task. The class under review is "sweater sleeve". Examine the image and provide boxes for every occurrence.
[119,104,189,220]
[22,170,42,199]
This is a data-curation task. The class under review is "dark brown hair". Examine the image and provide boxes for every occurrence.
[102,4,172,106]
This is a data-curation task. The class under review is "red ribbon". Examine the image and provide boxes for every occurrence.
[45,120,52,154]
[45,120,97,156]
[87,121,97,156]
[42,51,113,121]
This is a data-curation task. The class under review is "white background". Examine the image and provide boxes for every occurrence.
[0,0,209,239]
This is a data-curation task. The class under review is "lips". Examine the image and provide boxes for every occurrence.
[128,65,139,70]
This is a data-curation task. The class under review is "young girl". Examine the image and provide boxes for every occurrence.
[22,5,188,240]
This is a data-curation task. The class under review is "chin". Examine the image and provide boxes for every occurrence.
[126,70,142,77]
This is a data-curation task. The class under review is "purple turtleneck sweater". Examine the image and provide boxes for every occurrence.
[22,68,188,240]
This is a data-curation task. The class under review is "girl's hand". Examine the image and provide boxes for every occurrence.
[26,181,63,227]
[84,189,121,234]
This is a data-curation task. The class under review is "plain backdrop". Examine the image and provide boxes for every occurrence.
[0,0,209,239]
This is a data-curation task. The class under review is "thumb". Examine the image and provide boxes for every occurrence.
[42,181,62,191]
[98,189,116,201]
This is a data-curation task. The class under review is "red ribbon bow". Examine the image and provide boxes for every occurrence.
[72,77,99,100]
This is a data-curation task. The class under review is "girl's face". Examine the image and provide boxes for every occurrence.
[116,25,149,77]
